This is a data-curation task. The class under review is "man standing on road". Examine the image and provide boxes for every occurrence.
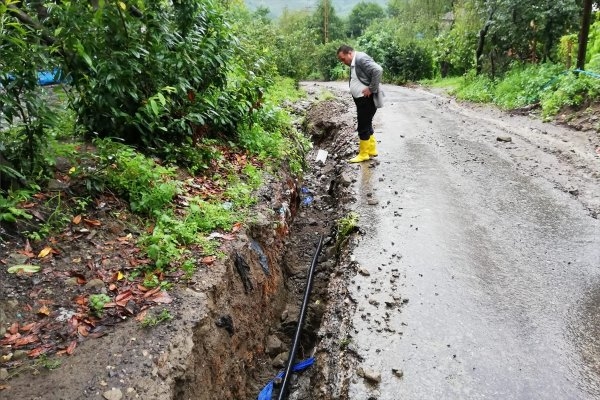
[336,44,383,163]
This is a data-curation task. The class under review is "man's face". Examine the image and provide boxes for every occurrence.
[337,51,353,66]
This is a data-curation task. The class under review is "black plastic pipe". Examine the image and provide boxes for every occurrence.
[277,235,324,400]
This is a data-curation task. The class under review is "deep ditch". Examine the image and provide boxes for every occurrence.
[170,86,363,400]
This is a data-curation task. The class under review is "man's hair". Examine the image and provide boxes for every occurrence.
[337,44,354,55]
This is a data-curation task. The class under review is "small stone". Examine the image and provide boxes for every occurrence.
[12,350,27,361]
[367,199,379,206]
[358,268,370,276]
[103,388,123,400]
[266,335,284,357]
[392,368,404,378]
[64,277,79,286]
[0,368,8,380]
[357,367,382,383]
[497,136,512,143]
[85,279,105,290]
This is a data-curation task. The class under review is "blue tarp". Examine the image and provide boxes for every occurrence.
[1,69,66,86]
[257,357,315,400]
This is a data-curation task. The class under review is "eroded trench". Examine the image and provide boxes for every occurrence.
[171,92,361,400]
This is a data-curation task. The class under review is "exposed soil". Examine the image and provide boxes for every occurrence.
[1,82,598,400]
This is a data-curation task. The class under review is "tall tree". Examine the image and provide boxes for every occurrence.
[348,1,385,38]
[308,0,345,44]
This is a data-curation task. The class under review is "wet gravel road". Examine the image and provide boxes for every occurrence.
[325,82,600,399]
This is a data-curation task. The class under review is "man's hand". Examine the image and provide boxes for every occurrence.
[362,87,372,97]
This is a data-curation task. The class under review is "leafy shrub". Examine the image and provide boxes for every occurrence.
[385,42,434,83]
[493,63,564,109]
[454,71,495,103]
[315,40,348,81]
[540,72,600,118]
[94,139,177,215]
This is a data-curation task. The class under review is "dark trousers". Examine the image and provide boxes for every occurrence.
[353,96,377,140]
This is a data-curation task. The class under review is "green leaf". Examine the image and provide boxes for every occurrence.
[8,265,41,274]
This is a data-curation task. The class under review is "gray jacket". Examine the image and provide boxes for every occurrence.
[354,52,383,93]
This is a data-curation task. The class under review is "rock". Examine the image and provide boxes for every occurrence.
[266,335,284,357]
[272,352,289,368]
[357,367,382,383]
[367,199,379,206]
[568,188,579,196]
[7,252,29,266]
[340,172,354,187]
[103,388,123,400]
[64,277,80,286]
[85,279,105,290]
[392,368,404,378]
[497,136,512,143]
[0,368,8,380]
[358,268,370,276]
[13,350,28,361]
[47,179,70,191]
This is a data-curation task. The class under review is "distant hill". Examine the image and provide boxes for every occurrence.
[244,0,389,18]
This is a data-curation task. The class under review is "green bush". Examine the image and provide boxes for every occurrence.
[493,63,564,109]
[454,71,495,103]
[540,72,600,118]
[385,42,434,83]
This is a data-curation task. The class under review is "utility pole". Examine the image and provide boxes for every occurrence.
[323,0,329,43]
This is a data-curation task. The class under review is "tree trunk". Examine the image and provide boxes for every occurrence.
[476,10,495,75]
[576,0,593,70]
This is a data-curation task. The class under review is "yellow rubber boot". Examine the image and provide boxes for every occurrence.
[367,135,378,157]
[349,139,370,163]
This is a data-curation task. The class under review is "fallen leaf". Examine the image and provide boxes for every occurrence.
[108,283,117,291]
[7,264,41,274]
[66,340,77,355]
[0,384,9,390]
[27,346,49,358]
[24,239,33,253]
[202,256,215,265]
[83,218,101,227]
[20,322,36,332]
[37,305,51,316]
[149,291,173,304]
[143,287,161,298]
[232,222,243,233]
[8,322,19,335]
[72,215,82,224]
[14,335,39,347]
[37,247,53,258]
[135,310,148,322]
[0,333,21,345]
[78,325,89,337]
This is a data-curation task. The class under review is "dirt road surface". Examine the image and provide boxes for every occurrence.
[314,81,600,399]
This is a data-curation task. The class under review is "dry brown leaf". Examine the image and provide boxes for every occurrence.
[143,287,161,298]
[27,347,48,358]
[24,239,33,253]
[37,305,51,316]
[83,218,101,227]
[20,322,36,332]
[149,291,173,304]
[232,222,243,233]
[135,310,148,322]
[8,322,19,335]
[66,340,77,355]
[108,283,117,291]
[77,325,89,337]
[38,246,53,258]
[72,215,82,224]
[202,256,215,265]
[14,335,39,347]
[0,385,10,390]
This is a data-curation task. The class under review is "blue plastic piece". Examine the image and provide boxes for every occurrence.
[257,357,315,400]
